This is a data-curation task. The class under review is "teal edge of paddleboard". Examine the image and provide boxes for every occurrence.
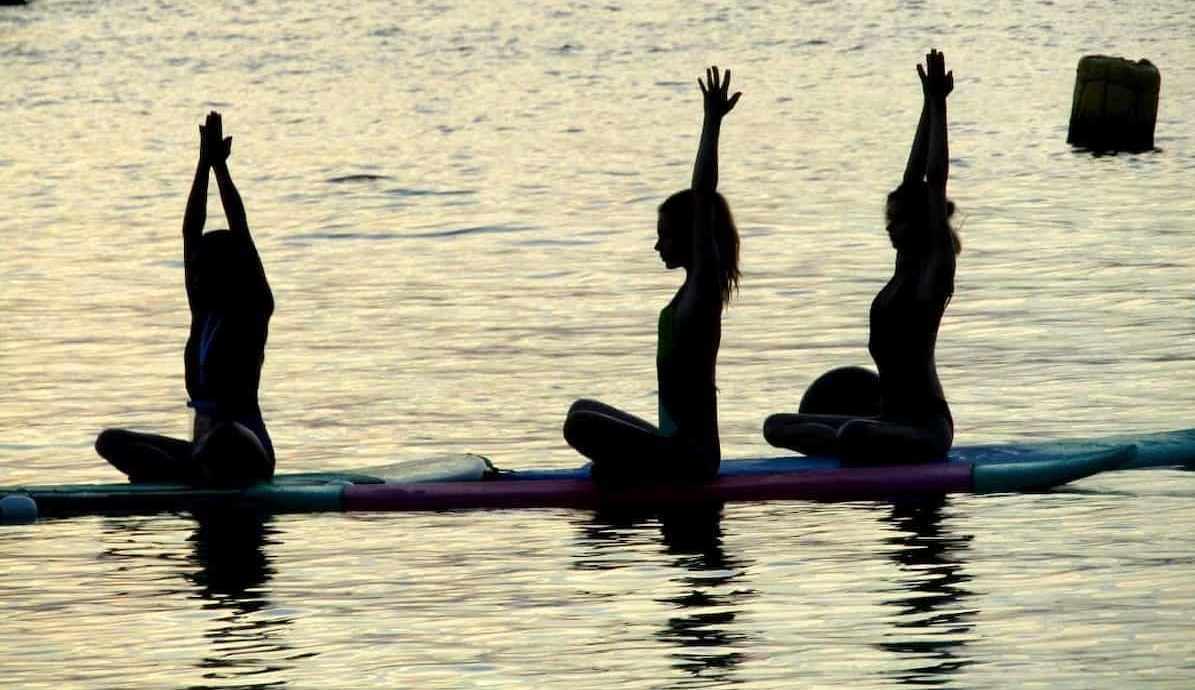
[1115,429,1195,468]
[9,481,346,516]
[973,445,1135,494]
[0,455,492,517]
[243,483,346,513]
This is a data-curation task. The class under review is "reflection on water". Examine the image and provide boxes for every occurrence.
[88,515,297,688]
[2,0,1195,685]
[877,498,977,688]
[575,505,754,687]
[187,509,275,598]
[656,505,753,685]
[184,509,302,690]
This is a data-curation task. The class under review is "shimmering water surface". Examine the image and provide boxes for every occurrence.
[3,0,1194,687]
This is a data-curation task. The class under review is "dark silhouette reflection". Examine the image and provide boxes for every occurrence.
[94,512,300,689]
[655,504,754,683]
[187,509,273,596]
[574,504,755,686]
[570,506,657,570]
[875,498,977,687]
[184,508,304,690]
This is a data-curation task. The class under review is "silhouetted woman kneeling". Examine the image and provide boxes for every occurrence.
[763,50,961,464]
[95,112,275,486]
[564,67,742,487]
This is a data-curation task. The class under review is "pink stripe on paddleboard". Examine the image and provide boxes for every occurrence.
[343,463,974,511]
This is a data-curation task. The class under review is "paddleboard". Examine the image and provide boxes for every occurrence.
[346,446,1134,512]
[507,427,1195,481]
[0,440,1144,517]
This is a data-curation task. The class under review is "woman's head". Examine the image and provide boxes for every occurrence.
[195,230,254,308]
[885,182,961,255]
[656,190,741,306]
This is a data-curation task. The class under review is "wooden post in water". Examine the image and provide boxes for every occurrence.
[1067,55,1160,153]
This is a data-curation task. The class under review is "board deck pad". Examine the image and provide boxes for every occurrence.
[278,454,492,485]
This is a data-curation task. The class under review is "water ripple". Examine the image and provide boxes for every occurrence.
[2,0,1195,687]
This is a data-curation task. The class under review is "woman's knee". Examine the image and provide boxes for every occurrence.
[193,422,271,486]
[833,419,882,463]
[564,399,628,443]
[94,428,131,459]
[835,418,873,443]
[762,414,790,446]
[764,413,822,449]
[563,408,603,450]
[836,418,948,463]
[562,412,579,445]
[567,398,604,417]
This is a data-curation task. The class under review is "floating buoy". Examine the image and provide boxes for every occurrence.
[1067,55,1160,153]
[0,495,38,524]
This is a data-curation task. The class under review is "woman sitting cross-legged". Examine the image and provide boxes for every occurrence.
[95,111,276,487]
[563,67,742,487]
[763,50,962,465]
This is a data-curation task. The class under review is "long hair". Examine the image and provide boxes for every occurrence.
[659,189,741,306]
[886,181,961,255]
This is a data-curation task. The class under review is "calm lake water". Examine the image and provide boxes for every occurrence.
[2,0,1194,687]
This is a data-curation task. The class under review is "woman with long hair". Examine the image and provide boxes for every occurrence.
[563,67,742,487]
[763,50,960,464]
[95,111,275,486]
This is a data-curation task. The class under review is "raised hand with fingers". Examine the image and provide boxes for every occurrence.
[200,111,233,166]
[699,66,742,119]
[917,49,954,102]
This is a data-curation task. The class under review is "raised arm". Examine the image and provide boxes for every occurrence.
[902,97,931,185]
[201,112,248,238]
[692,66,741,193]
[920,50,953,239]
[201,112,272,307]
[183,127,210,310]
[918,50,957,294]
